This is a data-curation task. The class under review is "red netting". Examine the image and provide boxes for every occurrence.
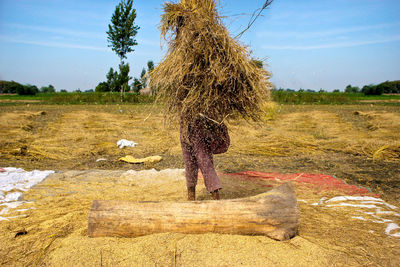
[222,171,380,197]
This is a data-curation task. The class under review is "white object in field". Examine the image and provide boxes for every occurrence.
[119,155,162,164]
[385,223,400,238]
[313,195,399,238]
[117,139,137,149]
[0,167,54,220]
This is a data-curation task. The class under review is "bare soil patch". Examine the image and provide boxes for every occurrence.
[0,99,41,103]
[359,99,400,103]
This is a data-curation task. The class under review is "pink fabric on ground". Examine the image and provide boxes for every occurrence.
[223,171,380,197]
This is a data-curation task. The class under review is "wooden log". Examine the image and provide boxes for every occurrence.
[88,182,299,241]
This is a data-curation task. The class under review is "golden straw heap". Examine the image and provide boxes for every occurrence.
[150,0,273,124]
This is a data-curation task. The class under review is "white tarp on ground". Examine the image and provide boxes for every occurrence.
[0,167,55,220]
[312,195,400,238]
[117,139,137,149]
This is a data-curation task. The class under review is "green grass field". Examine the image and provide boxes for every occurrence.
[1,91,400,106]
[0,92,155,105]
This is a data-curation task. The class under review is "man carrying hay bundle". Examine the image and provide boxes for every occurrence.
[150,0,273,200]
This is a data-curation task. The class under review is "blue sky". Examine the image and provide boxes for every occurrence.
[0,0,399,91]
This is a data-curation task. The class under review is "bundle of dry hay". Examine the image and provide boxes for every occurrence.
[150,0,272,125]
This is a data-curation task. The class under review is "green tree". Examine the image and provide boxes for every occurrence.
[131,77,142,94]
[0,81,23,94]
[106,67,118,92]
[20,84,39,95]
[118,62,131,92]
[107,0,139,101]
[146,60,157,94]
[361,84,382,95]
[8,81,24,94]
[345,84,360,93]
[140,68,146,80]
[140,67,147,88]
[147,60,154,72]
[1,81,38,95]
[377,81,392,94]
[0,81,7,93]
[96,82,109,92]
[392,81,400,93]
[40,84,56,93]
[345,84,352,93]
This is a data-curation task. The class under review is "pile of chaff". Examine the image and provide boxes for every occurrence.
[150,0,273,124]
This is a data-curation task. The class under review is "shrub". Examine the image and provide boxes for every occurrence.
[362,84,382,95]
[0,81,24,94]
[345,84,360,93]
[271,90,352,104]
[96,82,110,92]
[131,78,143,94]
[18,84,39,95]
[40,84,56,93]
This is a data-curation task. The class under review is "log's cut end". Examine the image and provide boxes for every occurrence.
[88,182,299,241]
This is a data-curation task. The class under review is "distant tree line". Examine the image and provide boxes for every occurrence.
[363,81,399,95]
[274,88,331,93]
[0,81,57,95]
[345,81,399,95]
[95,60,155,94]
[274,80,400,95]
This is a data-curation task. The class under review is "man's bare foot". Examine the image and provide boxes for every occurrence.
[187,186,196,201]
[211,189,220,200]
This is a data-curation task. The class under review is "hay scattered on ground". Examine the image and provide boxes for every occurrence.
[1,105,399,171]
[0,169,399,266]
[1,104,399,204]
[0,106,181,170]
[227,109,400,162]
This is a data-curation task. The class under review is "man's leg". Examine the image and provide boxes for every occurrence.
[192,137,222,194]
[181,142,198,200]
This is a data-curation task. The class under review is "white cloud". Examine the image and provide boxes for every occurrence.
[257,22,400,39]
[262,35,400,50]
[3,23,105,39]
[136,38,160,47]
[0,34,108,51]
[1,23,160,48]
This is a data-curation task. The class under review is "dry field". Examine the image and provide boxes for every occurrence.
[0,103,399,266]
[1,104,399,200]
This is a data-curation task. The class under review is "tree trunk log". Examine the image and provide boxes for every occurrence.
[88,182,299,241]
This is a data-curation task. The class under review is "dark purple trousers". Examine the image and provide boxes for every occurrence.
[180,117,230,192]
